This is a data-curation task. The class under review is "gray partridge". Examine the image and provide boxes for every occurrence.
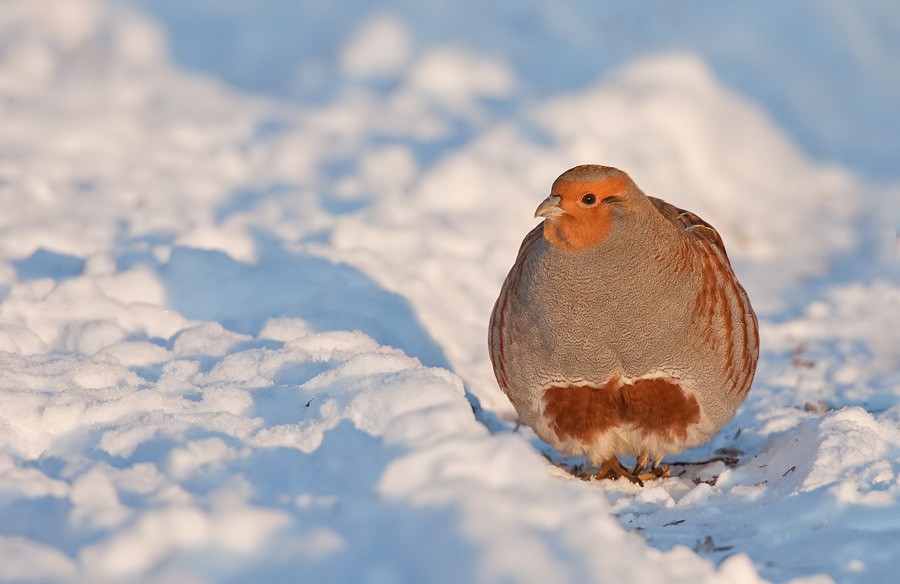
[489,164,759,484]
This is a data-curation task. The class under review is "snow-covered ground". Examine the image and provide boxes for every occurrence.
[0,1,898,582]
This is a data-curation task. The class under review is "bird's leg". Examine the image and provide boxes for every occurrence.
[595,456,644,486]
[631,453,650,476]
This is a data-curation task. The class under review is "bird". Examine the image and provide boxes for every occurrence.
[488,164,758,485]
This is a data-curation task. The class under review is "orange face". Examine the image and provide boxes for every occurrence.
[535,168,633,251]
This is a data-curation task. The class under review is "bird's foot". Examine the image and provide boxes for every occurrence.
[629,455,670,484]
[635,463,670,482]
[594,457,645,486]
[590,457,670,486]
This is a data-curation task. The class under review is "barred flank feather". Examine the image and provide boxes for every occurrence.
[649,197,759,399]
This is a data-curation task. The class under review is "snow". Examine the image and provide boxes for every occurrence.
[0,1,898,582]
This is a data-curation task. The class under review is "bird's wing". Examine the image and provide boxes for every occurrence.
[648,196,729,260]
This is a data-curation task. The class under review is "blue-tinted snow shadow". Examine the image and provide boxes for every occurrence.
[233,423,479,583]
[1,248,88,301]
[20,423,481,581]
[157,234,507,432]
[159,234,449,371]
[151,421,479,583]
[12,249,86,281]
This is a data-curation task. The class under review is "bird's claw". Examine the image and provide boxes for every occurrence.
[636,464,670,482]
[591,456,669,486]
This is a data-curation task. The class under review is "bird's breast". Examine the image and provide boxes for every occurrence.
[520,236,690,377]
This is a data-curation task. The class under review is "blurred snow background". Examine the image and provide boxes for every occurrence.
[0,0,898,582]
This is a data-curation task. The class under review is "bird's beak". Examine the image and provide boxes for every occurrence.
[534,194,565,219]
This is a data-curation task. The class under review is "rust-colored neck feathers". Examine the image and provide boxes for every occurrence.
[542,166,633,252]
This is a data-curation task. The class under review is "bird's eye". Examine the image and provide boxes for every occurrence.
[581,194,596,205]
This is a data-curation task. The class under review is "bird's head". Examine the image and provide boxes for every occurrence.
[535,164,637,251]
